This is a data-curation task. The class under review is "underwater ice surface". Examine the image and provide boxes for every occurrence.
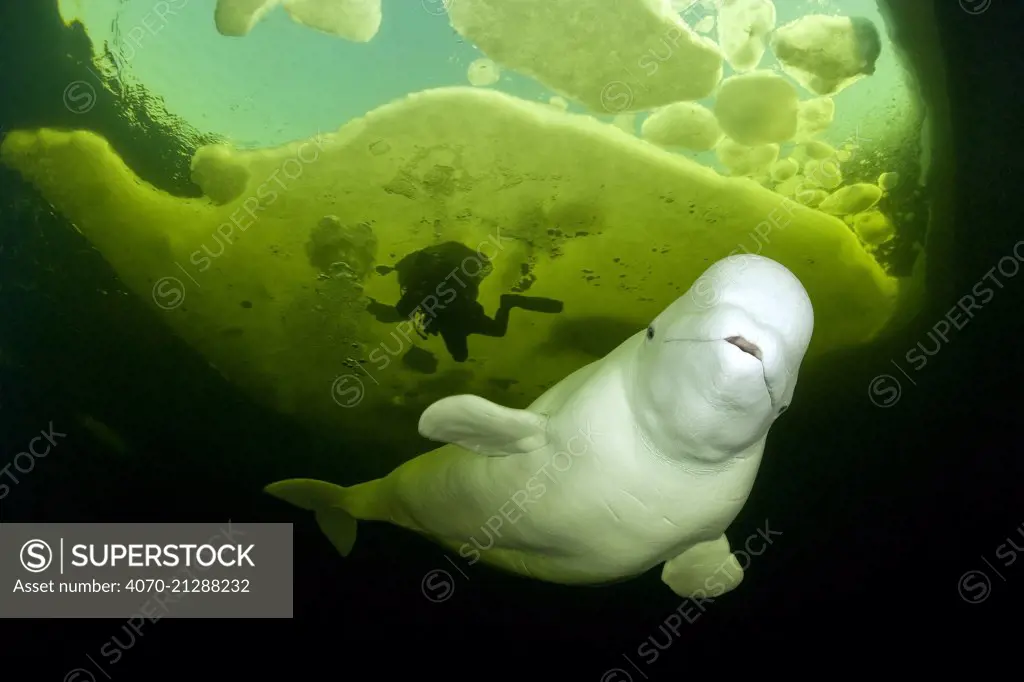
[57,0,910,151]
[6,0,929,459]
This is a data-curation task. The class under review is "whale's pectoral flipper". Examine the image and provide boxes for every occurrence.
[660,535,744,598]
[264,478,362,556]
[418,394,549,456]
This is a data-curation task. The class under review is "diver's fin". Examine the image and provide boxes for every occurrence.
[501,294,564,314]
[264,478,358,557]
[418,394,549,456]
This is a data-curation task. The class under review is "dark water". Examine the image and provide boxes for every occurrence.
[0,1,1021,675]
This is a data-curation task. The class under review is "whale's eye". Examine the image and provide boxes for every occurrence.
[646,325,655,340]
[778,404,789,416]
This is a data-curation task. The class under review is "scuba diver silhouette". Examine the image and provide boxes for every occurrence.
[366,241,564,362]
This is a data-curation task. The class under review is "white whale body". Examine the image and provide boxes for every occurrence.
[266,254,813,597]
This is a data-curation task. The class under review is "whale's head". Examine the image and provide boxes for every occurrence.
[632,255,813,464]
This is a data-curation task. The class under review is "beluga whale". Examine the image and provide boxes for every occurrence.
[266,254,814,597]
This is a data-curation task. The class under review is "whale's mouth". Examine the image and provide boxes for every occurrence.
[663,335,777,408]
[725,336,776,408]
[725,335,762,361]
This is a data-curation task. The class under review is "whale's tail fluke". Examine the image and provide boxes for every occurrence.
[264,478,360,557]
